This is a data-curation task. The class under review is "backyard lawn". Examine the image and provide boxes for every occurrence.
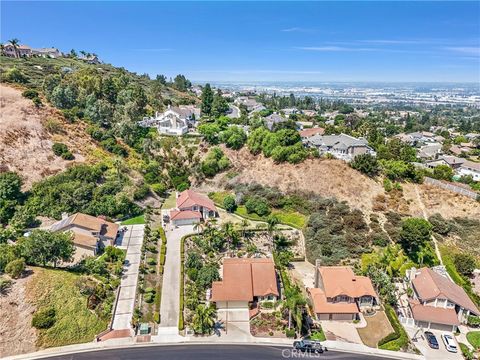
[209,191,307,229]
[467,331,480,349]
[161,192,177,210]
[27,267,108,348]
[357,311,394,348]
[121,213,145,225]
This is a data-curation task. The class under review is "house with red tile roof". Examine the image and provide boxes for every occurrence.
[307,266,378,321]
[169,189,217,226]
[50,212,119,256]
[406,267,480,331]
[211,258,279,310]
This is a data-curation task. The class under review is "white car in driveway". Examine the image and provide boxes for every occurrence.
[441,333,458,353]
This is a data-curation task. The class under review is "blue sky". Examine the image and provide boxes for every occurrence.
[2,1,479,83]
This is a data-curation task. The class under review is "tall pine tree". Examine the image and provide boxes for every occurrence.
[201,83,214,116]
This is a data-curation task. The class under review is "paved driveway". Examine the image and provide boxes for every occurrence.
[159,224,195,328]
[217,308,251,341]
[112,224,144,330]
[322,321,363,344]
[406,327,462,360]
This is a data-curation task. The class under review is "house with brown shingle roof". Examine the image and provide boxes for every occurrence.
[307,266,378,321]
[169,190,217,226]
[211,257,279,310]
[50,212,119,256]
[407,267,480,331]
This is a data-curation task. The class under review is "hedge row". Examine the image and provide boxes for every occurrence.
[378,305,409,351]
[178,235,185,331]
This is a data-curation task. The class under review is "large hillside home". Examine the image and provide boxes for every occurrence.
[211,257,279,310]
[32,47,62,58]
[169,190,217,226]
[307,266,378,321]
[3,44,32,57]
[50,213,119,256]
[138,105,200,135]
[304,133,376,162]
[406,267,480,332]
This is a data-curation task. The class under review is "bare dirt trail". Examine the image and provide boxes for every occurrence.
[413,185,443,265]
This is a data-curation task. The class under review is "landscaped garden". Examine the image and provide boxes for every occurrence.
[133,209,164,327]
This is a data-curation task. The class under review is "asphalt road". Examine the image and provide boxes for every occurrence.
[42,344,397,360]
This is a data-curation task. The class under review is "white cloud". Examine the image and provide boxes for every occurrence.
[281,27,314,33]
[444,47,480,56]
[296,46,376,52]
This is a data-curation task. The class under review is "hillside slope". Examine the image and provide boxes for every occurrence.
[220,146,385,213]
[0,84,98,188]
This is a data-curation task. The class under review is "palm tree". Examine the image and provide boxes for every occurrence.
[221,221,239,249]
[240,219,249,238]
[192,304,216,335]
[193,222,204,234]
[266,215,279,251]
[283,286,306,333]
[0,43,5,56]
[8,38,20,58]
[79,50,87,58]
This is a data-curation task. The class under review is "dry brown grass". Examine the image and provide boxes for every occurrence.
[0,272,37,358]
[0,84,99,189]
[403,183,480,220]
[357,310,394,348]
[220,146,385,213]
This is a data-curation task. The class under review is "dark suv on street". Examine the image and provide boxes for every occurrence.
[293,340,328,353]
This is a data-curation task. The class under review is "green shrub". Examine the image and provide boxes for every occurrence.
[146,258,156,266]
[223,195,237,213]
[22,89,39,99]
[144,293,154,303]
[32,307,56,329]
[468,315,480,327]
[459,343,474,360]
[145,287,155,294]
[52,142,69,156]
[5,258,25,279]
[285,328,296,338]
[378,305,409,351]
[153,312,160,324]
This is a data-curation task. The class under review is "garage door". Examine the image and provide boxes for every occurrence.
[429,322,453,332]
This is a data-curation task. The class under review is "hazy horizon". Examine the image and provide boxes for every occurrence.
[2,1,479,83]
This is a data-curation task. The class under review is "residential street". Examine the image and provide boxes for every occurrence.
[39,344,398,360]
[159,224,195,328]
[112,224,145,330]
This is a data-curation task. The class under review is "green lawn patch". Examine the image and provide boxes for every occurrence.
[27,267,108,348]
[161,192,178,210]
[209,191,307,229]
[121,213,145,225]
[467,331,480,349]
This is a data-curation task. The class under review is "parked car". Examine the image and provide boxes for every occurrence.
[293,340,327,353]
[441,333,458,353]
[424,331,439,349]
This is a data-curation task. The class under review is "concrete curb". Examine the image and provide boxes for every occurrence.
[4,339,425,360]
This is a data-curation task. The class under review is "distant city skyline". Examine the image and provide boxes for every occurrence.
[1,1,479,83]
